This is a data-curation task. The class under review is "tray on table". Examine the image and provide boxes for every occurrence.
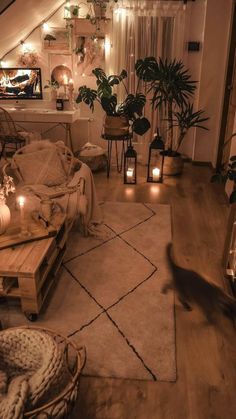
[0,212,63,251]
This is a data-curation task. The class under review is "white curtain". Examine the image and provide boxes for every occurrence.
[108,0,189,162]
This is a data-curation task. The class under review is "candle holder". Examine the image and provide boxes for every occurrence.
[147,130,165,183]
[68,79,76,110]
[124,143,137,185]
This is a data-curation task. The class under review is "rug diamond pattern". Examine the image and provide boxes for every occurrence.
[0,203,175,381]
[64,203,176,381]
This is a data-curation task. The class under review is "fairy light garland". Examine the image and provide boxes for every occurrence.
[0,0,67,65]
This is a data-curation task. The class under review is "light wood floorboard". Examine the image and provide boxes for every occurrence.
[74,162,236,419]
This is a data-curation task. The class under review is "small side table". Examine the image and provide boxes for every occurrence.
[102,133,132,178]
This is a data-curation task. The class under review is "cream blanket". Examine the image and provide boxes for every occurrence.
[20,163,102,235]
[0,328,68,419]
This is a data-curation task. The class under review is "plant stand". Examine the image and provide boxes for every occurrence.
[102,133,132,177]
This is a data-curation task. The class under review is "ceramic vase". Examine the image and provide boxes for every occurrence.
[0,203,11,234]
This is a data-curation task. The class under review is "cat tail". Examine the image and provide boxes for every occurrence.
[166,242,177,268]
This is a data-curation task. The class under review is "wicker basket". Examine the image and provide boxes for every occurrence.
[0,326,86,419]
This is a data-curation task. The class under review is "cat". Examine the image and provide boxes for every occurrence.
[162,243,236,322]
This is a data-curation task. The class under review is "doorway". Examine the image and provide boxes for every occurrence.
[216,2,236,170]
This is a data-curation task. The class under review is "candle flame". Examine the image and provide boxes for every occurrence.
[18,196,25,206]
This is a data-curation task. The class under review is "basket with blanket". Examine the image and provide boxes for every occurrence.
[3,140,102,236]
[0,326,86,418]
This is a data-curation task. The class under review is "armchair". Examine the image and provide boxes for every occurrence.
[7,140,102,235]
[0,107,26,160]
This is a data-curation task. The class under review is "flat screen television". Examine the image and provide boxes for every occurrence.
[0,68,43,100]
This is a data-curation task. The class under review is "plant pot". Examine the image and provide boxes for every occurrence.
[93,4,106,19]
[70,5,79,17]
[104,115,129,137]
[162,153,184,176]
[0,203,11,234]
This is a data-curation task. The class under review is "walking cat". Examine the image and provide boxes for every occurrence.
[162,243,236,322]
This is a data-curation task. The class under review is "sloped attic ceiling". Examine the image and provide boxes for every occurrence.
[0,0,64,59]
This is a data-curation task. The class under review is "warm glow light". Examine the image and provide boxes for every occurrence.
[42,22,50,31]
[125,187,134,197]
[126,168,134,179]
[69,78,74,85]
[104,40,111,53]
[22,42,32,53]
[82,73,86,77]
[115,7,126,22]
[18,196,25,207]
[152,167,160,181]
[63,74,68,85]
[115,7,126,15]
[0,60,7,68]
[150,185,160,195]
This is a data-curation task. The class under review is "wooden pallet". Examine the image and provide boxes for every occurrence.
[0,213,68,320]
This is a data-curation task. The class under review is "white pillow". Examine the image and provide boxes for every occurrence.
[14,148,67,186]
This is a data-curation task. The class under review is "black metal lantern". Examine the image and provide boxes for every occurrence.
[124,143,137,184]
[147,130,165,183]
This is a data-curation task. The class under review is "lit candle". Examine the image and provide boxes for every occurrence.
[69,78,74,87]
[126,168,134,180]
[152,167,160,181]
[17,196,28,235]
[63,74,68,85]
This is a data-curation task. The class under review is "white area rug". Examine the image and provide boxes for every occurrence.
[0,202,176,382]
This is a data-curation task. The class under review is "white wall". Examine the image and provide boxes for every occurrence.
[192,0,233,166]
[180,0,206,159]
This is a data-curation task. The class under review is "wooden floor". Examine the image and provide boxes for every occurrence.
[75,162,236,419]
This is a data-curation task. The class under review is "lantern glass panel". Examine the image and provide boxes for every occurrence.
[124,146,137,184]
[148,150,163,182]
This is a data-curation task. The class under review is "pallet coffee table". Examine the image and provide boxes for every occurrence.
[0,212,67,321]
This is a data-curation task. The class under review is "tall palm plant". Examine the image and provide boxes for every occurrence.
[173,103,209,152]
[135,56,209,155]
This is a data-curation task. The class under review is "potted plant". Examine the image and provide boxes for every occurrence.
[44,79,60,101]
[76,67,150,136]
[135,57,209,175]
[211,133,236,203]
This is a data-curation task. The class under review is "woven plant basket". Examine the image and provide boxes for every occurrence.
[163,154,184,176]
[0,326,86,419]
[104,115,129,136]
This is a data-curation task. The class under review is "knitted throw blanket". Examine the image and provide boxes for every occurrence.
[0,328,68,419]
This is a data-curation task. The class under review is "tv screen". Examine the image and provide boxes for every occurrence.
[0,68,43,100]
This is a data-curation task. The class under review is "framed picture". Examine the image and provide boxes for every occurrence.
[43,27,71,52]
[75,35,105,76]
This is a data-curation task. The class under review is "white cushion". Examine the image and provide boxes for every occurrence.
[14,148,67,186]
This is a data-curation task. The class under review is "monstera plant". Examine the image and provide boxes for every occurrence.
[135,56,209,174]
[76,67,150,136]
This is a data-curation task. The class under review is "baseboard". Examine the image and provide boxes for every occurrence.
[192,160,214,170]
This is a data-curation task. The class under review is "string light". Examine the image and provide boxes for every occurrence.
[0,61,7,68]
[22,42,33,53]
[42,22,50,31]
[0,0,66,62]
